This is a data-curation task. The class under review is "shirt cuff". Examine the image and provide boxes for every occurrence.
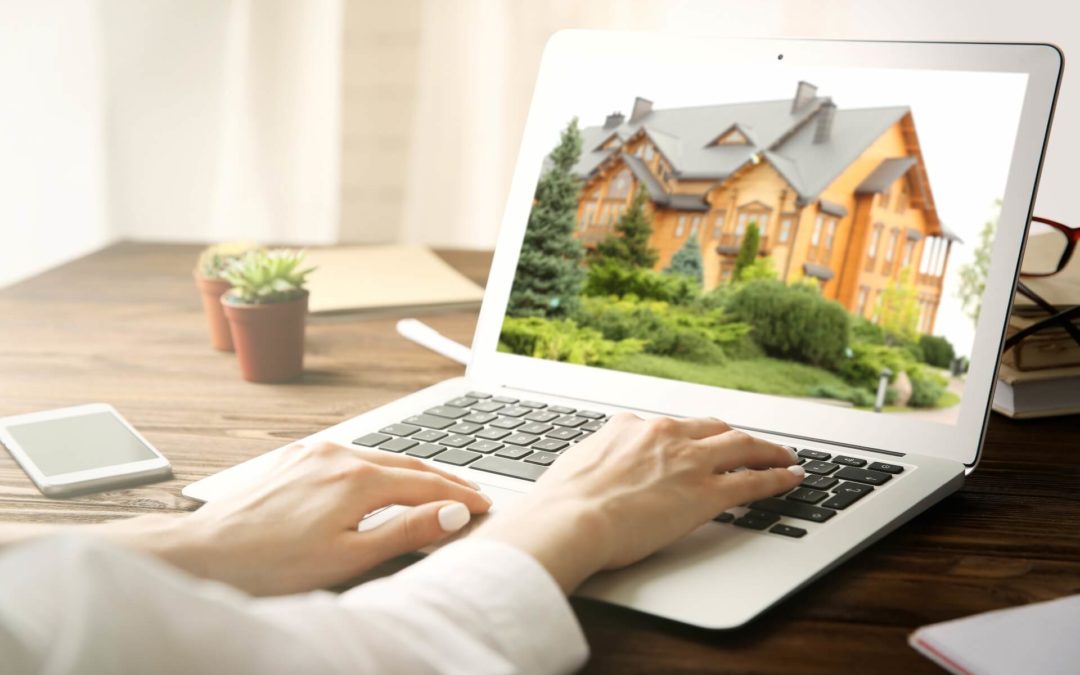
[395,538,589,674]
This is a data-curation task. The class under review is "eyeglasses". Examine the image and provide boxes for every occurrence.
[1004,216,1080,352]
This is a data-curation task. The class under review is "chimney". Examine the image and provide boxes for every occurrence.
[604,112,625,129]
[630,97,653,123]
[813,100,837,144]
[792,81,817,113]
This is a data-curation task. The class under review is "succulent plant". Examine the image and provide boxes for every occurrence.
[197,241,260,279]
[221,249,315,305]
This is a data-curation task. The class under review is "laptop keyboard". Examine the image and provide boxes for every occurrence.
[351,391,907,540]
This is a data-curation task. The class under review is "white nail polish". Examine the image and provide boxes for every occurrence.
[784,445,799,462]
[787,464,807,478]
[437,503,471,532]
[467,480,482,490]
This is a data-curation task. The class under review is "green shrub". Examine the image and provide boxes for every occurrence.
[838,343,917,390]
[583,260,697,305]
[807,383,875,407]
[498,316,643,366]
[726,279,850,369]
[851,317,886,346]
[919,335,957,369]
[908,365,948,408]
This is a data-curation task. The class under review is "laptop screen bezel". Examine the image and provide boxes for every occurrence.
[467,32,1062,469]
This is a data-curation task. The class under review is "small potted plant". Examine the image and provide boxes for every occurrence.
[220,249,314,383]
[194,242,259,351]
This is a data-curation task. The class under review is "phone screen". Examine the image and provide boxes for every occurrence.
[6,412,158,476]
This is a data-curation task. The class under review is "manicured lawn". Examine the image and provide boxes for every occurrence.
[608,353,854,397]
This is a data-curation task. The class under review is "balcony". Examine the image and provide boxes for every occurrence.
[716,233,769,256]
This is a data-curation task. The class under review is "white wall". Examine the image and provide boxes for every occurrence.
[0,0,111,288]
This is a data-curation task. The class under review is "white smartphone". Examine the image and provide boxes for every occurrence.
[0,404,172,497]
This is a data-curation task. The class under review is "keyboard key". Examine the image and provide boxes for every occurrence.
[490,417,525,430]
[447,422,483,435]
[476,427,512,441]
[445,396,478,408]
[404,414,455,430]
[548,405,576,414]
[519,422,553,435]
[405,443,445,459]
[499,406,532,418]
[412,429,447,443]
[471,401,505,413]
[519,400,547,409]
[581,421,605,432]
[470,456,548,481]
[463,411,498,425]
[352,432,391,447]
[505,433,540,446]
[492,395,519,404]
[822,482,874,510]
[803,460,840,475]
[798,449,831,460]
[433,449,481,466]
[576,410,605,419]
[439,434,475,448]
[786,488,829,504]
[749,498,836,523]
[466,440,503,454]
[770,524,807,538]
[378,437,418,453]
[494,446,531,460]
[713,512,735,523]
[833,481,874,495]
[465,391,492,399]
[547,428,582,441]
[868,461,904,474]
[834,467,892,486]
[801,474,839,490]
[553,415,587,428]
[525,451,558,466]
[380,423,420,437]
[425,406,469,420]
[734,510,781,530]
[525,410,559,423]
[533,438,568,452]
[832,455,867,468]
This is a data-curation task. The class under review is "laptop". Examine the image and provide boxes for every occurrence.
[184,33,1062,629]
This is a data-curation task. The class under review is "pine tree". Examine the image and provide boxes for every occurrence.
[664,232,704,286]
[593,187,659,269]
[733,221,761,281]
[507,119,586,317]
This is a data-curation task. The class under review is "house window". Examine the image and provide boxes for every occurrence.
[608,168,632,200]
[635,144,644,158]
[598,205,610,227]
[581,201,597,230]
[711,211,727,239]
[901,239,915,268]
[822,217,838,262]
[644,144,654,161]
[880,185,891,210]
[883,227,900,274]
[865,223,884,272]
[856,286,870,316]
[690,215,701,237]
[810,215,824,247]
[778,215,794,243]
[676,215,687,237]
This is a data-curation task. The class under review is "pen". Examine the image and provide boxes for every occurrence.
[396,319,471,365]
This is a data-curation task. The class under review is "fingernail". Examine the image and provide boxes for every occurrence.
[479,492,493,506]
[467,480,481,490]
[437,502,471,532]
[787,465,806,478]
[784,446,799,462]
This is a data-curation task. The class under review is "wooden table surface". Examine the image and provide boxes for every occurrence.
[1,241,1078,674]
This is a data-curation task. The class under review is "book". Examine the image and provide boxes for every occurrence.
[910,594,1080,675]
[1002,312,1080,371]
[992,362,1080,418]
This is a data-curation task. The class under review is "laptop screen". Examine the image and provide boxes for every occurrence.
[499,65,1028,426]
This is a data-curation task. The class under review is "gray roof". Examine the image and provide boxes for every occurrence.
[620,153,710,212]
[855,156,918,194]
[572,96,911,204]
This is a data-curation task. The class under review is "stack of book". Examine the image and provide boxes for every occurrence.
[993,264,1080,418]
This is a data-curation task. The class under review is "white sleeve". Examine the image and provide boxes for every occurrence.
[0,535,589,675]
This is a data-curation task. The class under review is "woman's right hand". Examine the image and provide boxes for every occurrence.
[472,413,805,592]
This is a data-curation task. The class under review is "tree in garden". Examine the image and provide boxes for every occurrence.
[732,221,761,281]
[507,118,586,317]
[958,200,999,323]
[593,187,659,269]
[739,255,779,282]
[878,268,920,344]
[664,232,704,285]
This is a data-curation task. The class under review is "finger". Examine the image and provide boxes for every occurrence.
[350,448,482,490]
[695,429,798,472]
[672,416,732,439]
[367,467,493,514]
[352,500,474,564]
[709,465,806,509]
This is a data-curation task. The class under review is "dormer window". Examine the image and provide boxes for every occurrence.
[708,125,751,146]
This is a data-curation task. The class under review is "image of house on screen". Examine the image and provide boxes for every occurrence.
[570,82,961,335]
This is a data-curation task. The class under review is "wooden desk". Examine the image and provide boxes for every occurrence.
[1,242,1077,673]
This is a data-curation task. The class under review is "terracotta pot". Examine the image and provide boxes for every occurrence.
[222,292,308,383]
[194,271,234,352]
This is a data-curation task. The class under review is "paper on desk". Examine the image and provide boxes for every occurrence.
[301,245,484,314]
[909,594,1080,675]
